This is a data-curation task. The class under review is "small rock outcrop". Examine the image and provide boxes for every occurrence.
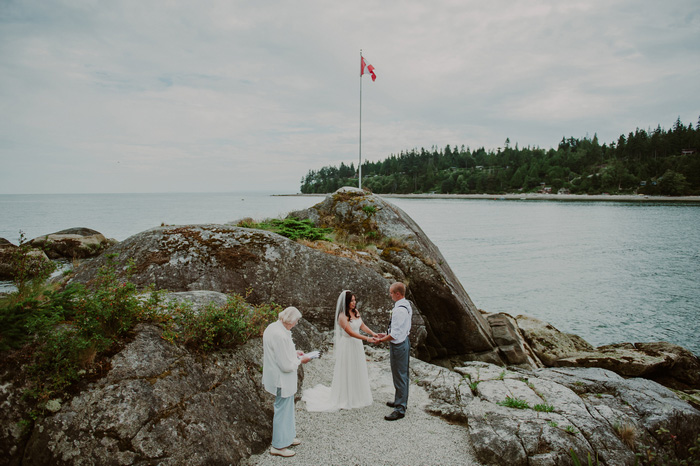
[413,359,700,466]
[517,314,700,391]
[29,227,117,260]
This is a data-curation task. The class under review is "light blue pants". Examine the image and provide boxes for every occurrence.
[271,388,296,449]
[390,338,410,414]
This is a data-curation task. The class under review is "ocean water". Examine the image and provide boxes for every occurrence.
[1,192,698,355]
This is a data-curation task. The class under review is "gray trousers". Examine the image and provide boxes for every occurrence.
[390,338,410,413]
[271,388,296,449]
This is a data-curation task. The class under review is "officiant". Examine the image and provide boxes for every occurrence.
[262,306,312,458]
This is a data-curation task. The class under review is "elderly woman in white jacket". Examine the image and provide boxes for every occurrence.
[262,306,312,458]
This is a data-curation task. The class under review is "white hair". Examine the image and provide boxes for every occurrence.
[278,306,302,325]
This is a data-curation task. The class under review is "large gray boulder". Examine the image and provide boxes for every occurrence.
[19,324,272,465]
[30,228,118,260]
[69,222,416,350]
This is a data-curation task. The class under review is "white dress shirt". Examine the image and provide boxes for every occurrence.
[388,298,412,344]
[262,320,300,397]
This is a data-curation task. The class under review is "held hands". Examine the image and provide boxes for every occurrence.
[365,333,386,344]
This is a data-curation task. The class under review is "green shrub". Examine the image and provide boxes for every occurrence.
[69,256,143,343]
[0,232,58,350]
[534,403,554,412]
[9,231,56,299]
[164,293,279,351]
[362,205,377,215]
[26,325,93,399]
[242,217,332,241]
[497,396,530,409]
[0,284,80,351]
[18,255,148,404]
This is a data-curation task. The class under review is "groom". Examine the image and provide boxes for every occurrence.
[375,282,412,421]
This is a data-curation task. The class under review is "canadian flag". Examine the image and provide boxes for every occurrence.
[361,56,376,81]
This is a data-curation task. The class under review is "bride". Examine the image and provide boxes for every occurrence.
[302,290,379,411]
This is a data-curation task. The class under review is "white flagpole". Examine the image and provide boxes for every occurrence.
[359,49,363,190]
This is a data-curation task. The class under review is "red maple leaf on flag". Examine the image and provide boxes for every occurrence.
[361,56,376,81]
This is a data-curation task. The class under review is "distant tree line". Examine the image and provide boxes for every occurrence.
[300,117,700,196]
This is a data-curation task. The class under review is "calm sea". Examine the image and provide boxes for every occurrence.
[1,192,698,356]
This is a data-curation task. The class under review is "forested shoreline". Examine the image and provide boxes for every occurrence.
[300,117,700,196]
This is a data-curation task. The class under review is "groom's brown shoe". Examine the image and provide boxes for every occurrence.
[384,411,405,421]
[386,401,396,408]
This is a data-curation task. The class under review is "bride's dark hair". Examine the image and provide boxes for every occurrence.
[344,291,358,320]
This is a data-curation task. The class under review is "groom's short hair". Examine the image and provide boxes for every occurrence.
[390,282,406,297]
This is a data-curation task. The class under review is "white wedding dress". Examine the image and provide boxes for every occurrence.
[302,316,373,412]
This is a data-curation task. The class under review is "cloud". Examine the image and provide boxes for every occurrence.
[1,0,699,193]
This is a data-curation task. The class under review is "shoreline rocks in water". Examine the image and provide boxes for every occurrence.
[0,228,118,282]
[515,314,700,391]
[28,227,118,260]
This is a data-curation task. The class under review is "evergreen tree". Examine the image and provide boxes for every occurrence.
[301,118,699,195]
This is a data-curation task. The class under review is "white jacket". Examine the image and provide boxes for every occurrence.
[262,320,300,397]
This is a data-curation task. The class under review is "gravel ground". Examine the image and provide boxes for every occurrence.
[242,345,482,466]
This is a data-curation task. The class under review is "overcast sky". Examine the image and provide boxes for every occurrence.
[1,1,699,194]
